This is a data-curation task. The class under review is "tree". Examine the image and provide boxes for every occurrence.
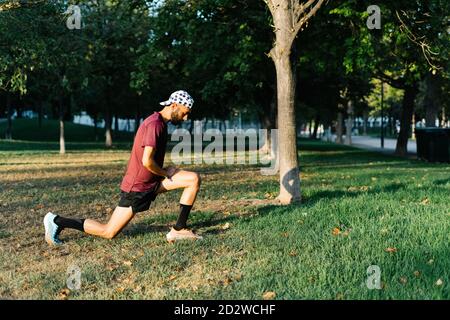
[263,0,325,204]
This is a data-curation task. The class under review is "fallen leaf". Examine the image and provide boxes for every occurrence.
[281,232,289,238]
[221,223,231,230]
[57,288,70,300]
[420,198,430,205]
[223,277,232,286]
[413,271,421,277]
[123,260,132,266]
[399,277,408,284]
[289,250,298,257]
[427,259,434,265]
[116,287,125,293]
[385,247,397,253]
[435,279,443,286]
[106,207,113,214]
[168,275,177,281]
[332,227,341,236]
[262,291,276,300]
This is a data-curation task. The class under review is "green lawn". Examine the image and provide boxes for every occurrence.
[0,138,448,299]
[0,118,134,142]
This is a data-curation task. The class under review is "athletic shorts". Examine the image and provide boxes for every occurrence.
[118,181,161,214]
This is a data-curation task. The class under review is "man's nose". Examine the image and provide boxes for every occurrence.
[183,114,188,121]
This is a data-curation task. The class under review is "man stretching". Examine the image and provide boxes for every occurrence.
[43,90,202,245]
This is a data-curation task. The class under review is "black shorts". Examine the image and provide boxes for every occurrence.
[118,181,161,214]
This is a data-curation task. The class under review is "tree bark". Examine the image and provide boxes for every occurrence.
[273,53,300,204]
[395,85,418,156]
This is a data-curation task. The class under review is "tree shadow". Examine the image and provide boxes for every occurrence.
[433,178,450,186]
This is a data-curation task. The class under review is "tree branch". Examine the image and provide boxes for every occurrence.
[293,0,325,38]
[375,71,405,89]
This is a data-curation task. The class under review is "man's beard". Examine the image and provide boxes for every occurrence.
[170,111,183,125]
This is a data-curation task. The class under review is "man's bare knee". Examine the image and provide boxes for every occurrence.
[102,228,118,240]
[191,172,201,189]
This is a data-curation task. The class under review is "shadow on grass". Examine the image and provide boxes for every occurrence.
[433,178,450,186]
[125,213,241,237]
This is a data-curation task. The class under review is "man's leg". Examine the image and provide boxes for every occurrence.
[83,206,134,239]
[51,206,134,240]
[156,169,201,231]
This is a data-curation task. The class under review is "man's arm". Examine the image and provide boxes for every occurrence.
[142,146,170,178]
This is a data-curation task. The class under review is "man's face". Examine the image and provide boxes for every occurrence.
[170,103,191,125]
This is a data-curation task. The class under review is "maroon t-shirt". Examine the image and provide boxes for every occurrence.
[120,112,167,192]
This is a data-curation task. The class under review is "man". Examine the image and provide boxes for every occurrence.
[43,90,202,245]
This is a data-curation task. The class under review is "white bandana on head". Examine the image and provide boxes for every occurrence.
[160,90,194,109]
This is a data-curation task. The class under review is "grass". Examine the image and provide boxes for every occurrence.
[0,118,134,142]
[0,138,448,299]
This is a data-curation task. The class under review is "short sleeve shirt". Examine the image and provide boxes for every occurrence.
[120,112,168,192]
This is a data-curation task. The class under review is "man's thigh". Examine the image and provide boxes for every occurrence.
[106,206,135,234]
[156,169,198,194]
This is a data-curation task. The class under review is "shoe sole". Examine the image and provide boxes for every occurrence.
[43,214,59,246]
[166,235,203,243]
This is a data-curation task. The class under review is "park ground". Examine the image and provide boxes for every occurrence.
[0,120,449,299]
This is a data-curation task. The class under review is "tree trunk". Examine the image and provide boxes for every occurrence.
[5,93,12,140]
[336,111,343,144]
[395,85,418,156]
[424,73,438,127]
[441,106,447,127]
[273,54,300,204]
[105,110,113,147]
[345,100,353,145]
[266,0,326,204]
[59,98,65,154]
[105,92,113,147]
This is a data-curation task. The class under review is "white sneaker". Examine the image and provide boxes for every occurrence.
[166,227,203,243]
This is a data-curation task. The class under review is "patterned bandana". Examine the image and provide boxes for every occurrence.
[159,90,194,109]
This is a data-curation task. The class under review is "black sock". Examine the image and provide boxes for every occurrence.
[54,215,85,232]
[174,204,192,231]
